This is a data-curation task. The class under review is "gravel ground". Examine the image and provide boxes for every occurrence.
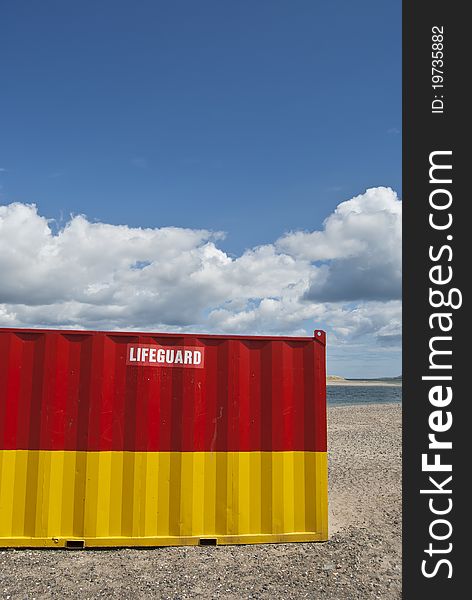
[0,402,402,599]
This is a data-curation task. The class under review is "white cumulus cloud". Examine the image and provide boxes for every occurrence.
[278,186,402,302]
[0,187,401,363]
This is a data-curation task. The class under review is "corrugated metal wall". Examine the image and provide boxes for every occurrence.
[0,328,327,547]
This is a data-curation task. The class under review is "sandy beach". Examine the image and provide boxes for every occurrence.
[0,402,401,599]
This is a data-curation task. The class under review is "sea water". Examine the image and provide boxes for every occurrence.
[327,385,402,406]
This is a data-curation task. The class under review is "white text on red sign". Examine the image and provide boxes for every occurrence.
[126,344,204,368]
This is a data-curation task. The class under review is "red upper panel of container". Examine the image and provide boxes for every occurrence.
[0,328,327,453]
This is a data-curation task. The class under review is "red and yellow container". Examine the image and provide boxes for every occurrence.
[0,327,327,547]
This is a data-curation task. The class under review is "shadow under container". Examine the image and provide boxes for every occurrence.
[0,327,328,547]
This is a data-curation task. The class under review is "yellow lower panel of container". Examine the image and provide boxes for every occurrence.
[0,450,327,547]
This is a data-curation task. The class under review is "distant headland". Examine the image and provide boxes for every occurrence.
[327,375,402,387]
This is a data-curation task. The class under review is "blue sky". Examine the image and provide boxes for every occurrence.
[0,1,401,376]
[1,0,400,254]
